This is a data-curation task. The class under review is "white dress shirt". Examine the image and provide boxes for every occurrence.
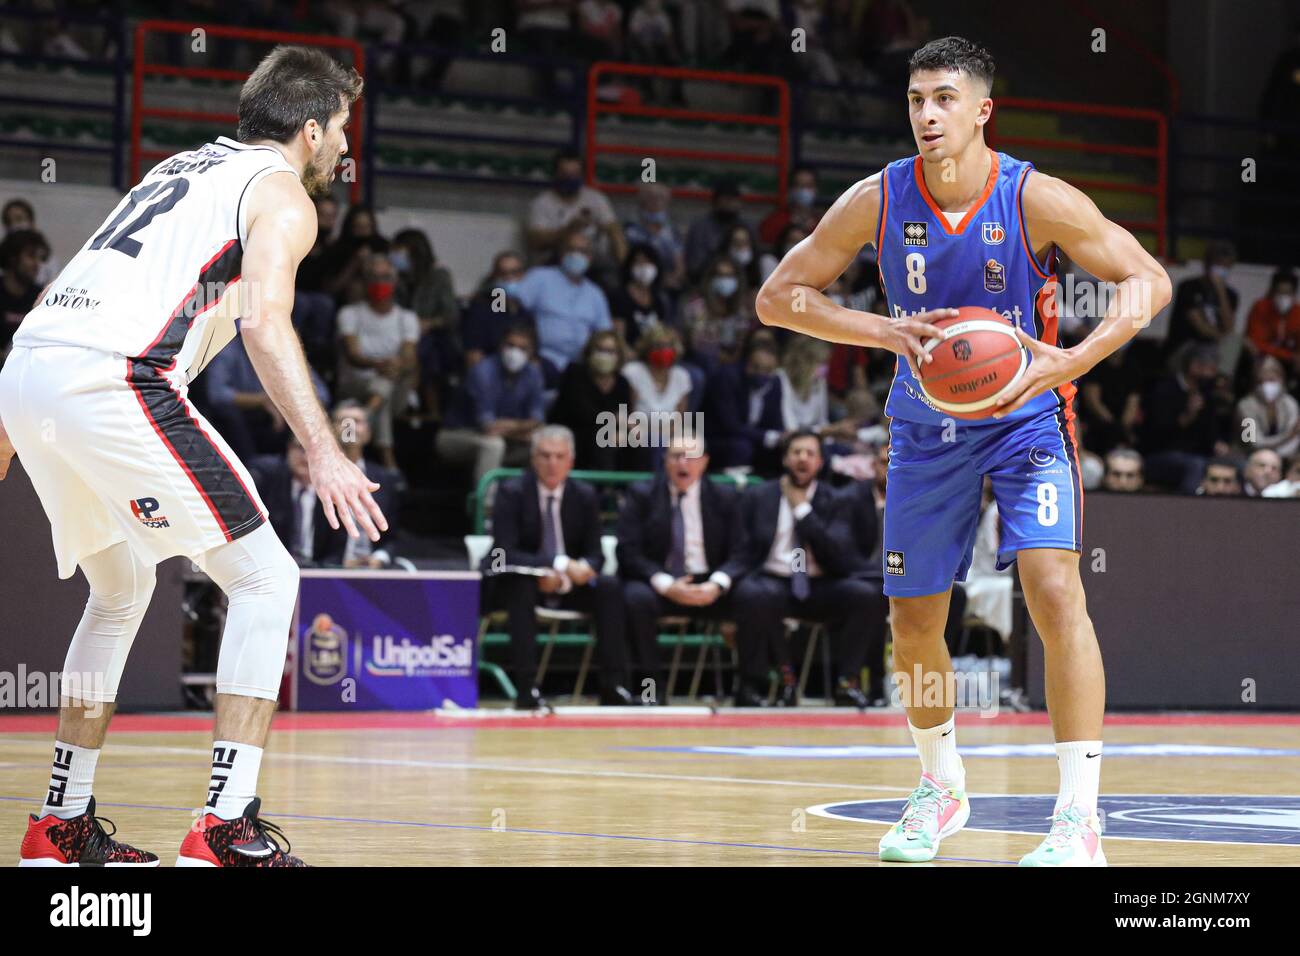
[537,480,581,592]
[650,479,733,595]
[763,480,823,578]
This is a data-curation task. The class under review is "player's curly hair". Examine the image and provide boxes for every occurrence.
[238,45,363,144]
[908,36,996,95]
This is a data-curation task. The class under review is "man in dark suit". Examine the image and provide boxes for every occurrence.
[481,424,634,709]
[616,433,738,702]
[250,403,401,567]
[701,337,784,473]
[723,429,885,707]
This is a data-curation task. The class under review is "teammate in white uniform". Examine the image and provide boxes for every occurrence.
[0,46,383,867]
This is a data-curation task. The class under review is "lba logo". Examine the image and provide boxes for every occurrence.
[130,497,169,529]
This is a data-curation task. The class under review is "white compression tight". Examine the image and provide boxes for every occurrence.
[63,542,156,703]
[196,522,300,702]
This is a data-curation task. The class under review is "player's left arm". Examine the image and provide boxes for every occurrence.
[992,171,1172,418]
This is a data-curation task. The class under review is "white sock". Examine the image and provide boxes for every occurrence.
[1055,740,1103,816]
[41,741,99,819]
[206,741,263,820]
[909,715,965,791]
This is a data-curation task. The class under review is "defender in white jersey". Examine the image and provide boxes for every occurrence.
[0,46,383,867]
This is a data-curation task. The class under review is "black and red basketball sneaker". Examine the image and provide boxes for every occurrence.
[177,797,307,867]
[19,797,159,867]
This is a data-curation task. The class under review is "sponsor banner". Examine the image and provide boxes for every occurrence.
[293,571,480,711]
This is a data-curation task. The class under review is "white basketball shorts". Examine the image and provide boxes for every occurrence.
[0,345,267,578]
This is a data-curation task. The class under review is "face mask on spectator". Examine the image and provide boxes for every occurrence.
[641,210,668,226]
[1275,294,1295,313]
[367,280,395,305]
[790,186,816,208]
[389,249,410,274]
[632,263,658,286]
[711,275,738,298]
[1259,381,1283,402]
[501,345,529,373]
[1209,264,1230,281]
[648,346,677,369]
[555,176,582,197]
[561,251,590,277]
[730,246,753,267]
[589,349,619,375]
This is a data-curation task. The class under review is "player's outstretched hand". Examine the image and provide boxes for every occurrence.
[309,447,390,541]
[992,328,1086,419]
[0,419,15,481]
[879,308,956,376]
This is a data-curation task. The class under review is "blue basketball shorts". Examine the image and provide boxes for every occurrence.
[881,407,1083,597]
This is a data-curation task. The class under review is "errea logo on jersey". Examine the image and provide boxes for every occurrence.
[130,497,170,529]
[885,551,906,575]
[902,221,928,246]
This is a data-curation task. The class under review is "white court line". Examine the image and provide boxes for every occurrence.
[0,737,915,794]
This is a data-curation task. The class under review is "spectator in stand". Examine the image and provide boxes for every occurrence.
[516,0,578,54]
[681,256,754,370]
[514,230,612,378]
[480,425,637,709]
[1163,241,1239,368]
[0,229,46,360]
[759,166,822,247]
[627,0,682,80]
[336,252,419,471]
[329,401,402,567]
[437,321,544,484]
[685,181,754,281]
[1141,345,1232,494]
[1245,268,1300,377]
[392,228,461,416]
[526,149,627,285]
[576,0,623,58]
[701,334,784,473]
[1101,449,1144,493]
[609,243,676,348]
[1243,448,1284,497]
[548,328,634,471]
[616,432,738,702]
[777,334,831,433]
[203,332,330,461]
[1261,454,1300,497]
[1236,355,1300,458]
[724,223,763,293]
[1196,456,1243,497]
[462,251,537,369]
[292,194,343,380]
[623,183,686,292]
[1079,341,1143,455]
[723,0,788,74]
[622,325,692,469]
[322,204,388,304]
[724,430,885,707]
[2,199,58,284]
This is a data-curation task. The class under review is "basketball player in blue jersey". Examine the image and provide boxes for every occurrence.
[758,36,1171,866]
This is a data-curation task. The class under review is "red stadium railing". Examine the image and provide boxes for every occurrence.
[986,97,1168,256]
[131,21,365,204]
[585,62,790,206]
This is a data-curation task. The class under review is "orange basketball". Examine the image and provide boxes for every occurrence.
[915,306,1027,420]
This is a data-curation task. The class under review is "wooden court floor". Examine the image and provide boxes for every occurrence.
[2,710,1298,866]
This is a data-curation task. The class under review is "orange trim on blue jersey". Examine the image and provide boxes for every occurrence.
[911,149,1000,236]
[1016,166,1054,280]
[875,171,890,253]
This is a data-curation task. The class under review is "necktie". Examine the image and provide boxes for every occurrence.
[541,494,559,563]
[667,492,686,577]
[790,517,811,601]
